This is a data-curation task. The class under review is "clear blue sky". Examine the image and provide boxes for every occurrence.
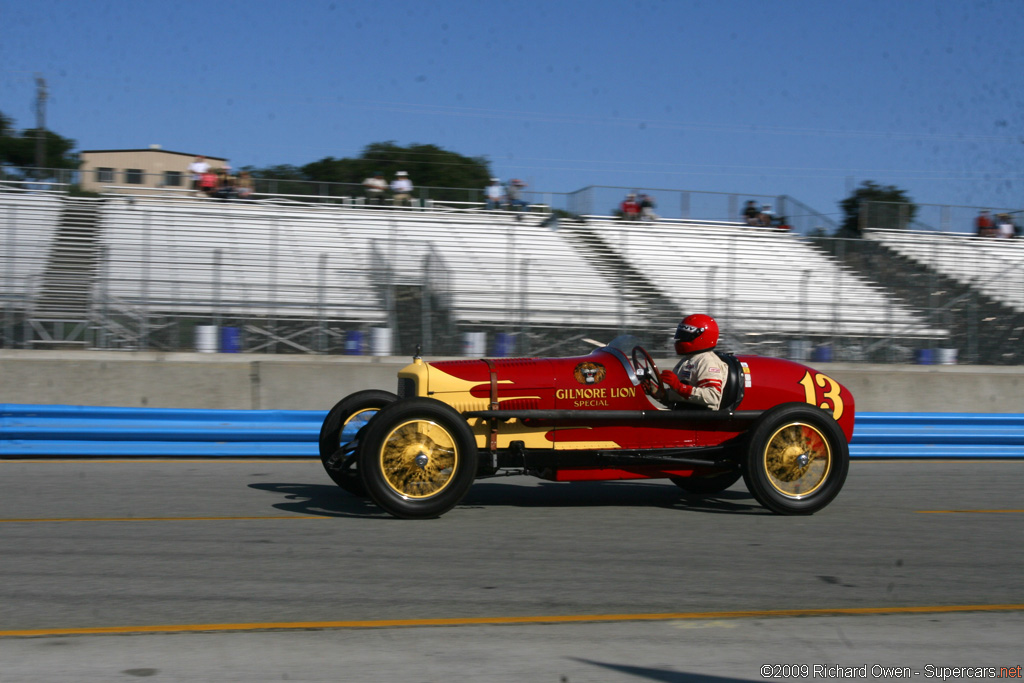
[2,0,1022,223]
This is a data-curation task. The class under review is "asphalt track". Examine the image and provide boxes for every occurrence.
[1,459,1021,682]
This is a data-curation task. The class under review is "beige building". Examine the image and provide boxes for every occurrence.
[78,147,228,193]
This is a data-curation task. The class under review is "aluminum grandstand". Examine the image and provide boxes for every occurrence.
[1,185,1016,363]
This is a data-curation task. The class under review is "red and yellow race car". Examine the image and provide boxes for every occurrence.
[319,335,854,518]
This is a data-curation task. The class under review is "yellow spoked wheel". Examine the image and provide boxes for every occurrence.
[743,404,849,515]
[378,419,459,499]
[762,423,832,498]
[359,398,479,519]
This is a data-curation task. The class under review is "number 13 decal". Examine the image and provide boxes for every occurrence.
[799,371,845,421]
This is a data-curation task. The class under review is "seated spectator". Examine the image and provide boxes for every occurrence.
[391,171,413,207]
[620,193,640,221]
[996,214,1016,239]
[743,200,760,226]
[198,169,219,197]
[485,178,505,210]
[976,210,995,237]
[638,193,658,221]
[236,171,254,200]
[188,155,210,194]
[363,172,386,205]
[506,179,528,218]
[759,204,775,227]
[213,175,238,201]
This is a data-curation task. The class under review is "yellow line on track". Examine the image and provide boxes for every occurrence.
[916,509,1024,514]
[0,515,331,523]
[2,604,1022,638]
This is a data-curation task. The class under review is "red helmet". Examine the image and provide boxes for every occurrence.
[674,314,719,354]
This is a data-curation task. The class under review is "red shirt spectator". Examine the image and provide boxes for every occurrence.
[199,171,219,196]
[621,194,640,221]
[976,210,995,237]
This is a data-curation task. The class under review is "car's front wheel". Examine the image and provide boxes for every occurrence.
[319,389,397,497]
[358,398,478,519]
[742,404,849,515]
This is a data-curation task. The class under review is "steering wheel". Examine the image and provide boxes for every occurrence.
[631,346,664,397]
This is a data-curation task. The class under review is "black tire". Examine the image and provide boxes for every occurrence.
[742,403,849,515]
[358,397,478,519]
[319,390,397,497]
[670,470,742,495]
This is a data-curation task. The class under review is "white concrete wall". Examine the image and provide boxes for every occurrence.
[1,350,1021,413]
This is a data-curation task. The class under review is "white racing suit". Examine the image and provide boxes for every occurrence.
[662,350,728,410]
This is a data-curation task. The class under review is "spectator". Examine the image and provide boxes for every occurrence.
[638,193,658,221]
[996,213,1016,239]
[236,171,254,200]
[362,172,387,206]
[506,179,528,218]
[743,200,760,226]
[213,174,238,201]
[976,210,995,237]
[198,169,219,197]
[759,203,775,227]
[485,178,505,210]
[188,155,210,194]
[620,193,640,221]
[391,171,413,207]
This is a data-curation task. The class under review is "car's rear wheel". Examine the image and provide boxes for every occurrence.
[358,398,478,519]
[319,390,397,497]
[670,470,742,494]
[742,404,849,515]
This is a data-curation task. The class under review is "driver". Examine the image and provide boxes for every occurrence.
[655,314,727,410]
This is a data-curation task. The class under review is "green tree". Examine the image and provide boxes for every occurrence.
[839,181,917,236]
[0,110,79,176]
[245,141,493,202]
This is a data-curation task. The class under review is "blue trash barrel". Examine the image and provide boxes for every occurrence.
[493,333,515,357]
[220,327,241,353]
[345,330,363,355]
[916,348,935,365]
[811,345,832,362]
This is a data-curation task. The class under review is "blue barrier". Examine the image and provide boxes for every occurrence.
[0,404,324,457]
[2,404,1024,458]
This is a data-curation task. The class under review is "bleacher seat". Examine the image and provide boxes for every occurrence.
[867,228,1024,313]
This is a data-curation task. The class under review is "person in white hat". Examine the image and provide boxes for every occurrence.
[390,171,413,207]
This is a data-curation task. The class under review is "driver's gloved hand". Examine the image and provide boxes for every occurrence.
[660,370,693,398]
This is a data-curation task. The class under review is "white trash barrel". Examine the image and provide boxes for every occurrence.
[462,331,486,357]
[194,325,218,353]
[370,327,393,356]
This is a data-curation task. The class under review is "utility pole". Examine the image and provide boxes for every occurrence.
[34,74,47,177]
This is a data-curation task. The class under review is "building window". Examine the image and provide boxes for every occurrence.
[95,167,114,183]
[125,169,144,184]
[164,171,182,187]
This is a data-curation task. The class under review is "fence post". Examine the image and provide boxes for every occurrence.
[140,209,150,350]
[3,203,15,348]
[213,248,222,331]
[518,258,529,355]
[317,252,327,353]
[421,251,432,355]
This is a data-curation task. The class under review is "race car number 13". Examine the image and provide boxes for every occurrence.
[798,371,844,421]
